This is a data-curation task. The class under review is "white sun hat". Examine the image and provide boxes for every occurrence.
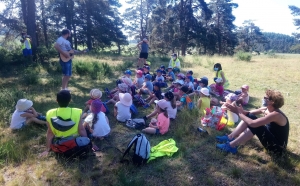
[16,99,33,112]
[90,89,102,99]
[200,88,210,96]
[119,93,132,107]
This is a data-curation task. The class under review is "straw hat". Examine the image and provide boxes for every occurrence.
[119,93,132,107]
[90,89,102,99]
[118,83,129,92]
[16,99,33,112]
[200,88,210,96]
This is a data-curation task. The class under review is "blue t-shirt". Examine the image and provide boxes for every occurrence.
[145,81,153,92]
[168,71,175,80]
[136,77,144,88]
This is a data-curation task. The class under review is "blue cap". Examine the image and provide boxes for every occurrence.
[156,69,162,73]
[124,70,131,75]
[153,82,161,87]
[160,65,165,69]
[143,65,150,70]
[145,74,152,80]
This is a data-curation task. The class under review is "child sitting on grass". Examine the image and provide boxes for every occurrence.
[176,86,189,110]
[114,93,132,122]
[189,77,210,97]
[184,75,194,94]
[105,77,132,98]
[186,70,194,82]
[83,100,110,140]
[137,74,153,95]
[142,105,170,135]
[143,65,151,76]
[10,99,47,129]
[84,89,106,113]
[133,70,144,89]
[236,85,249,105]
[144,82,163,108]
[210,78,224,97]
[154,69,167,87]
[166,66,175,82]
[106,83,130,105]
[197,88,211,116]
[160,65,167,77]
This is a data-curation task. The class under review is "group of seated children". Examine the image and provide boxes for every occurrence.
[10,63,250,142]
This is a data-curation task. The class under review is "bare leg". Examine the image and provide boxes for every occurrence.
[62,76,70,89]
[26,117,47,125]
[142,127,156,134]
[148,97,157,105]
[230,128,254,147]
[228,120,248,139]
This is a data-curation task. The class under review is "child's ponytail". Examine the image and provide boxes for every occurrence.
[92,114,98,129]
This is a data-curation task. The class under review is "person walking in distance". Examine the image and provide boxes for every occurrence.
[137,38,149,68]
[54,29,73,91]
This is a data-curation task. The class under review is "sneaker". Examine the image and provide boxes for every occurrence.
[143,104,150,108]
[216,142,237,154]
[143,116,148,122]
[216,135,234,143]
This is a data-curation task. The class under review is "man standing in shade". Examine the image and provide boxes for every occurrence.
[137,38,149,68]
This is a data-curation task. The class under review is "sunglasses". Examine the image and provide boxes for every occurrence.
[263,96,270,100]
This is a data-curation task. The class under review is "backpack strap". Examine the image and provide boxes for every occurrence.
[121,135,139,160]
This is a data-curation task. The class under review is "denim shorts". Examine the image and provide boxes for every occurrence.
[60,59,72,76]
[155,129,160,135]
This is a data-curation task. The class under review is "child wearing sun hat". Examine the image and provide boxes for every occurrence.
[10,99,47,129]
[114,93,132,122]
[84,89,106,113]
[197,88,211,116]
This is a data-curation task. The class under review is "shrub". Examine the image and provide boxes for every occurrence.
[22,67,40,85]
[235,51,252,62]
[36,46,57,62]
[114,61,133,72]
[73,61,92,75]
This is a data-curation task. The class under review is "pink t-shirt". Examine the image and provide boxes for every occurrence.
[157,113,170,134]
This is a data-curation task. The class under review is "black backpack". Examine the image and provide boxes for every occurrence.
[122,134,150,165]
[125,119,146,130]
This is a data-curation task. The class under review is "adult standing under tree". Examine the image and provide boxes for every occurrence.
[20,33,32,59]
[54,29,74,91]
[137,38,149,68]
[168,53,181,73]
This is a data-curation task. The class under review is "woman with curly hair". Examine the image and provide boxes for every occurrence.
[216,90,289,155]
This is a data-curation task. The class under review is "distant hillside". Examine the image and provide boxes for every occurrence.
[258,32,300,53]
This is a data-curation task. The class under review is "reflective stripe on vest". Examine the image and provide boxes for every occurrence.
[46,108,82,138]
[22,38,31,49]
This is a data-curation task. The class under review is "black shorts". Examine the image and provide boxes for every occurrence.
[247,114,284,154]
[139,52,148,59]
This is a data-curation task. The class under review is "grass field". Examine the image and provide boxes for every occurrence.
[0,53,299,186]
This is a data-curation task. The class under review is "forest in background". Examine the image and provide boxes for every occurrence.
[0,0,300,60]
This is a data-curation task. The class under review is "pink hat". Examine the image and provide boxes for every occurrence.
[119,93,132,106]
[241,85,249,91]
[136,70,143,75]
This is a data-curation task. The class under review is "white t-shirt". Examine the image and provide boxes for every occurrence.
[84,112,110,137]
[56,36,72,51]
[156,75,165,82]
[157,100,177,119]
[10,110,26,129]
[115,101,131,122]
[186,81,194,91]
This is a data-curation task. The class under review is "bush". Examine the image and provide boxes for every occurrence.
[235,51,252,62]
[73,61,92,75]
[22,67,41,85]
[36,46,58,62]
[114,61,133,72]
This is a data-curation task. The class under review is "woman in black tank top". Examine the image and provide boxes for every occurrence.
[216,89,289,155]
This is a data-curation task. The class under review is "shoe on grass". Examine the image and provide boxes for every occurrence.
[216,142,237,154]
[216,135,234,143]
[143,104,150,108]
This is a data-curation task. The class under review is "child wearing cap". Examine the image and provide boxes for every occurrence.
[10,99,47,129]
[160,65,167,77]
[154,69,167,87]
[184,75,194,94]
[114,93,132,122]
[105,77,132,98]
[143,65,151,76]
[133,70,144,89]
[106,83,130,105]
[83,100,111,140]
[189,77,210,97]
[220,93,239,123]
[236,85,249,105]
[186,70,194,82]
[197,88,211,116]
[166,66,175,82]
[142,104,170,135]
[138,74,153,95]
[176,86,189,110]
[144,82,163,108]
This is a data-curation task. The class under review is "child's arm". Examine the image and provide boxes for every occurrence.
[149,123,158,129]
[198,99,202,108]
[114,106,118,117]
[220,71,226,85]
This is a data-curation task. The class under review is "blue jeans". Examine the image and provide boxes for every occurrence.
[23,49,32,56]
[60,59,72,76]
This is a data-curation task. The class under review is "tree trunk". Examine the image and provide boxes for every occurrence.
[73,23,77,50]
[40,0,48,48]
[64,0,73,46]
[20,0,27,27]
[118,43,121,55]
[86,0,92,50]
[27,0,37,56]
